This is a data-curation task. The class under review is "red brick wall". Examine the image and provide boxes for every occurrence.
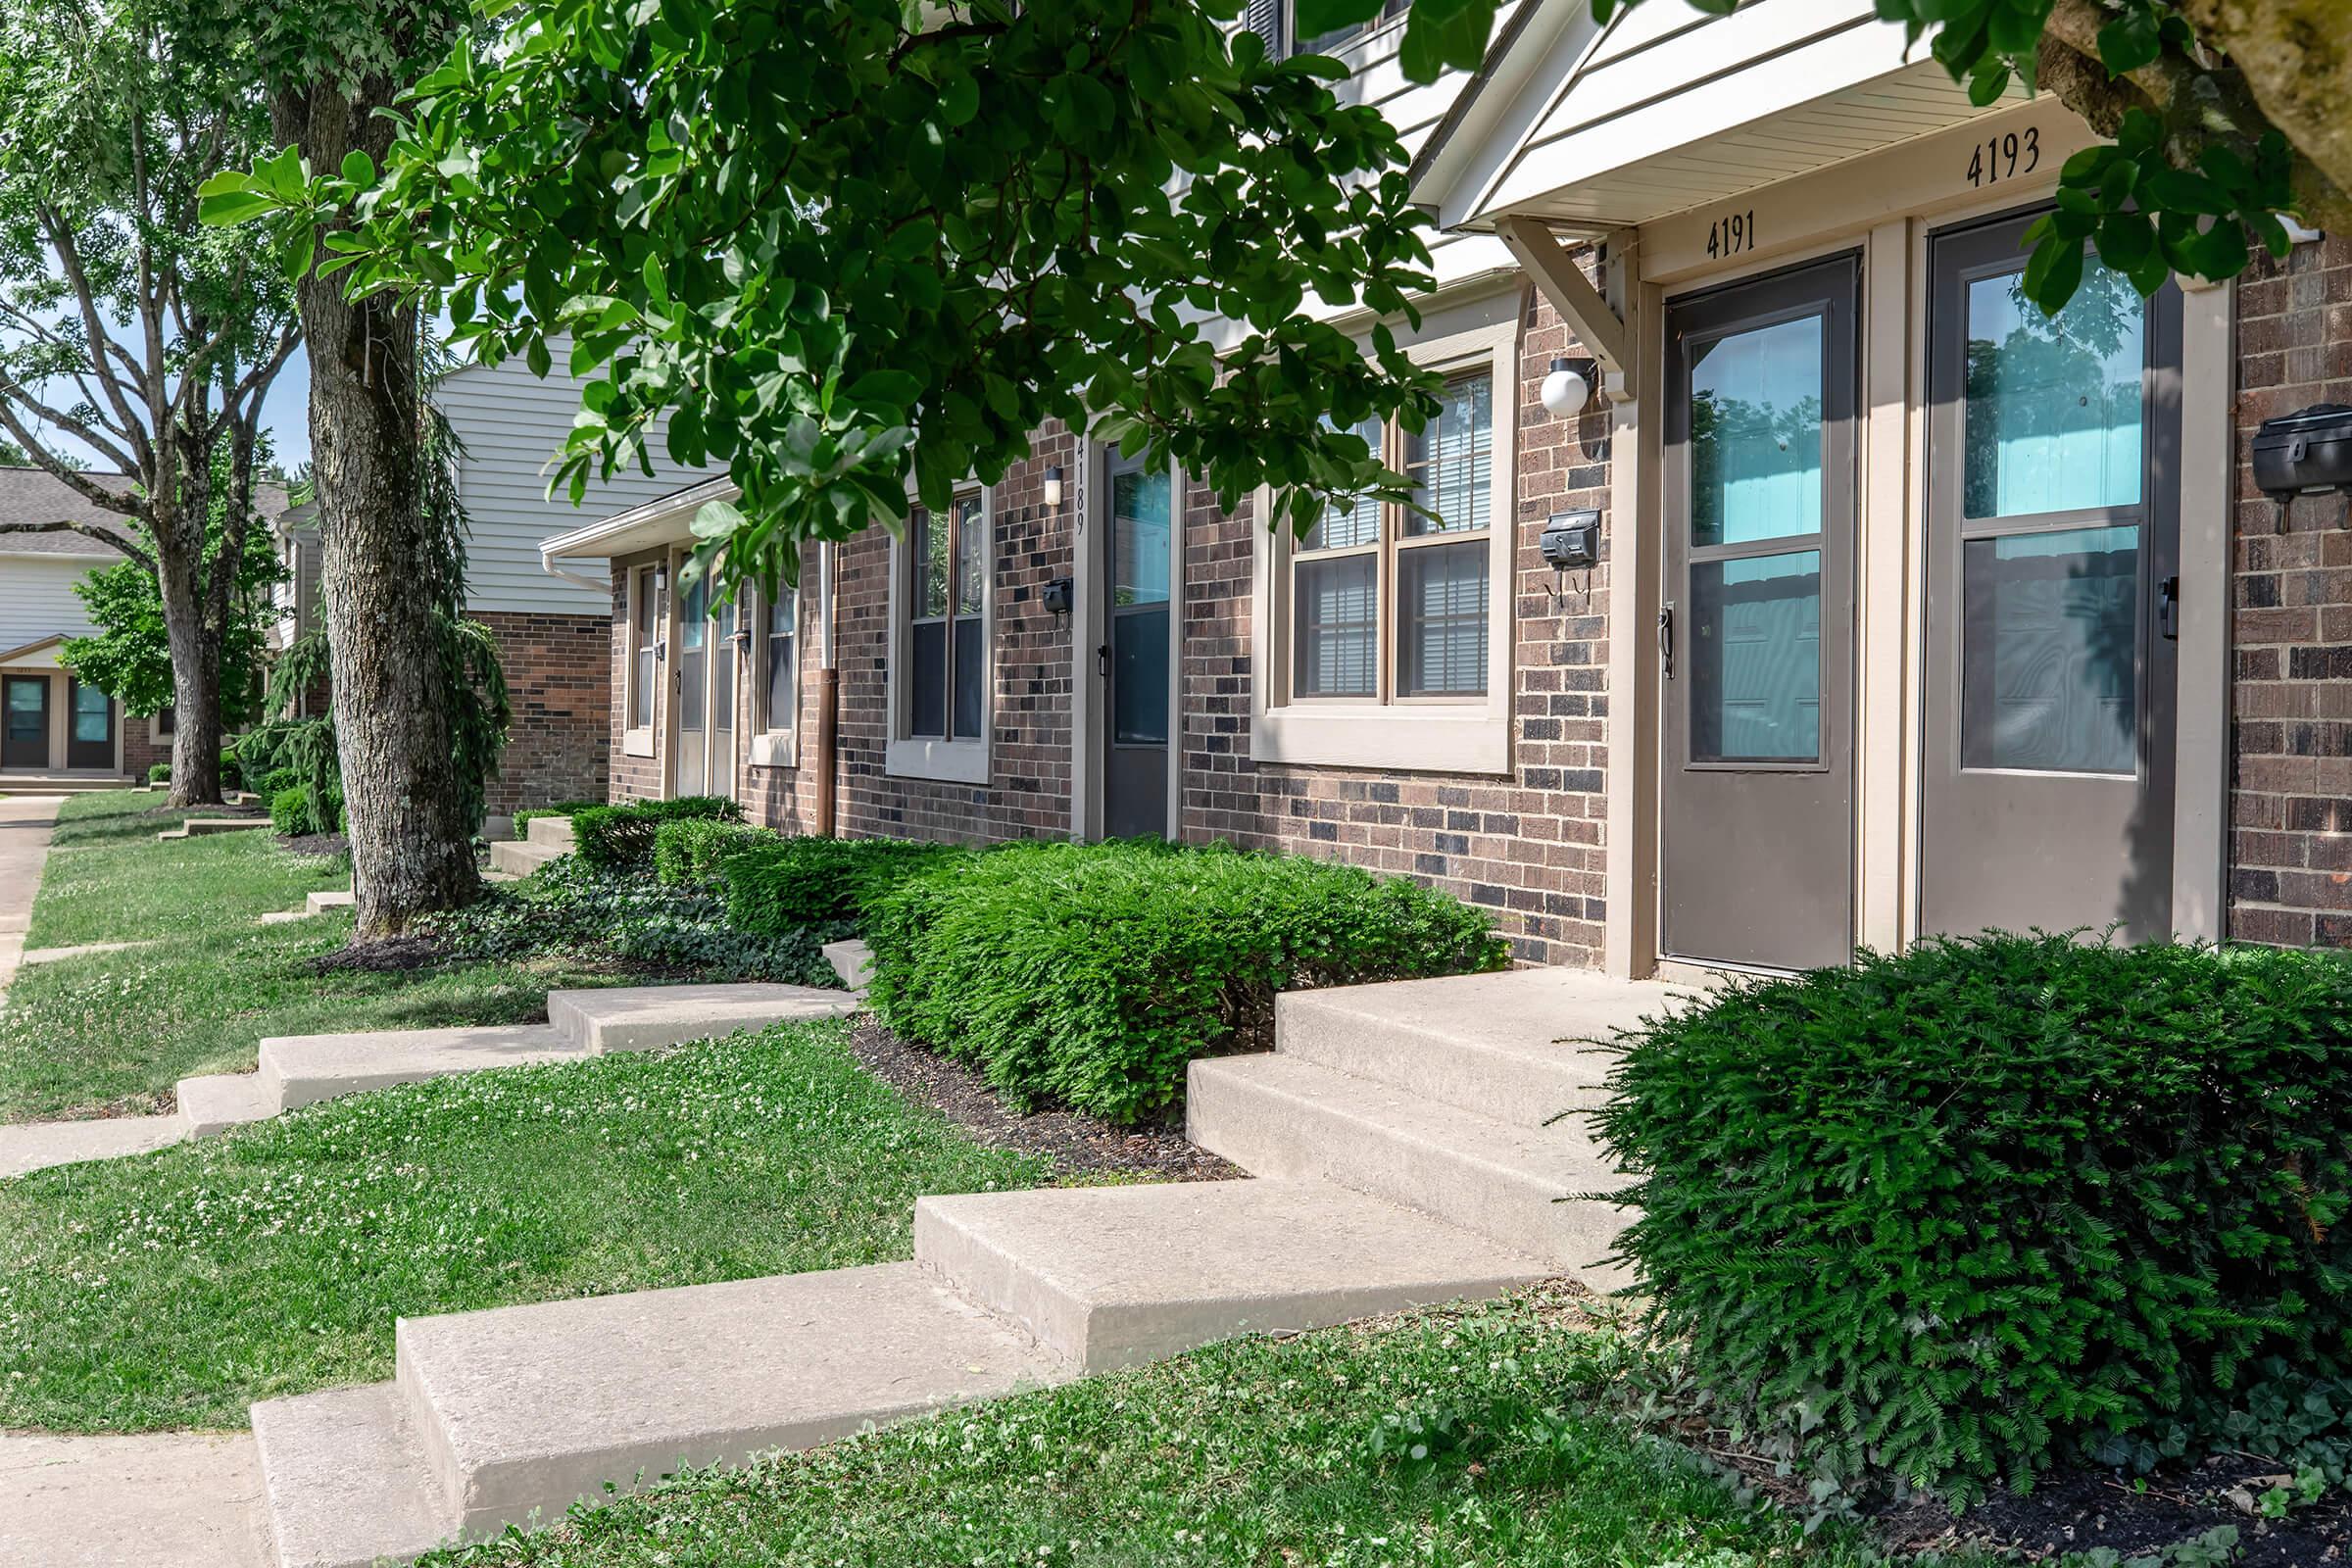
[1179,288,1614,967]
[2228,233,2352,949]
[121,711,168,779]
[475,610,611,816]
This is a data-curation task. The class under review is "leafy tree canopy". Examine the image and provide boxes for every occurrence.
[205,0,1444,593]
[1316,0,2347,311]
[64,447,288,727]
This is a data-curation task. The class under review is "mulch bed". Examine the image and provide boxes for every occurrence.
[1878,1456,2349,1565]
[278,831,349,858]
[845,1015,1242,1185]
[302,935,450,974]
[145,802,266,818]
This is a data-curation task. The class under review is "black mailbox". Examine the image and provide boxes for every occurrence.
[1541,510,1600,571]
[1041,576,1075,614]
[2253,403,2352,498]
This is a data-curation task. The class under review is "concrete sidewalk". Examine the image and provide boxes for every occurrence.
[0,1430,268,1568]
[0,794,67,1010]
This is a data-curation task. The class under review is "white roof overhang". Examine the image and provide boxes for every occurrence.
[538,476,739,569]
[1413,0,2021,236]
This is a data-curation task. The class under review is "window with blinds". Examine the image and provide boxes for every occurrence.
[763,588,797,735]
[630,566,659,729]
[1288,369,1494,703]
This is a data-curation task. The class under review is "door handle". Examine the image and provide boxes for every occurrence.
[1097,644,1110,679]
[2158,577,2180,641]
[1657,604,1675,679]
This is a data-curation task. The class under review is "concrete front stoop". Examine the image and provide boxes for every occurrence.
[243,963,1685,1568]
[159,817,272,843]
[487,814,575,879]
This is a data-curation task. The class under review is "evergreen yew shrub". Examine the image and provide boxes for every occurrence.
[571,797,742,870]
[721,835,972,936]
[269,783,342,836]
[653,817,777,889]
[864,841,1508,1124]
[1594,932,2352,1501]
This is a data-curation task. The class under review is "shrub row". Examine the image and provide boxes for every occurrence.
[147,762,171,785]
[864,840,1509,1125]
[654,818,779,889]
[1595,932,2352,1503]
[571,797,742,871]
[721,835,971,937]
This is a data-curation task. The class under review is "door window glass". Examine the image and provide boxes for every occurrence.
[952,495,986,742]
[1690,315,1824,548]
[1689,550,1822,762]
[677,577,707,733]
[1112,466,1172,746]
[1964,260,2144,518]
[1961,524,2139,774]
[73,683,110,743]
[6,680,43,738]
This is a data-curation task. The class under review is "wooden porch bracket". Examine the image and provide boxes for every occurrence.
[1495,215,1638,403]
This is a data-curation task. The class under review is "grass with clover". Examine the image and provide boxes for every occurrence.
[0,1018,1051,1433]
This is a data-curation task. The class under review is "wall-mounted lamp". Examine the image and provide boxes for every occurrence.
[652,564,668,595]
[1043,465,1065,510]
[1541,357,1596,419]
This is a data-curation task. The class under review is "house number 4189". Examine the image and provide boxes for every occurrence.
[1705,208,1756,260]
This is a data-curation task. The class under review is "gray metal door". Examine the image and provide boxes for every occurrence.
[3,676,49,770]
[1102,449,1173,840]
[1660,254,1859,971]
[1922,211,2180,941]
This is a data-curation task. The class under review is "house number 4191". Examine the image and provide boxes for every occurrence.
[1705,208,1756,260]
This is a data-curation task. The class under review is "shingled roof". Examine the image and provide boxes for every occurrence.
[0,466,293,561]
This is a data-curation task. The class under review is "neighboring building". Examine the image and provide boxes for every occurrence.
[541,0,2352,965]
[1,467,288,786]
[282,355,720,822]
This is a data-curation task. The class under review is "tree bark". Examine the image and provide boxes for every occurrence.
[157,523,226,808]
[276,81,479,938]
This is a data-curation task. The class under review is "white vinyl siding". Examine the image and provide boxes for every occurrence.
[0,555,111,652]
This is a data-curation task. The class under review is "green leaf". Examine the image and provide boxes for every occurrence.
[2096,6,2163,75]
[690,498,746,539]
[2022,234,2084,315]
[197,189,278,227]
[339,150,378,188]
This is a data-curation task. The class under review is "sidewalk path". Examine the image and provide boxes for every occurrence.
[0,794,67,1011]
[0,1431,268,1568]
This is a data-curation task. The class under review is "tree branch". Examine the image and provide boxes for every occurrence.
[0,519,155,570]
[39,207,158,474]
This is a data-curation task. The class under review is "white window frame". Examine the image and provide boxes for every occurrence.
[749,580,799,770]
[621,562,660,760]
[886,484,993,785]
[1250,316,1517,774]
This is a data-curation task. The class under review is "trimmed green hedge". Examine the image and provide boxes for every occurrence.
[1594,932,2352,1503]
[146,763,171,785]
[270,783,343,837]
[654,817,779,889]
[571,797,743,871]
[514,800,603,831]
[864,841,1509,1125]
[722,835,973,937]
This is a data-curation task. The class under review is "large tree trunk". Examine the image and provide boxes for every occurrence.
[280,82,479,938]
[159,560,226,808]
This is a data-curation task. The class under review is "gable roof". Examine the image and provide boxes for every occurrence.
[1410,0,2012,235]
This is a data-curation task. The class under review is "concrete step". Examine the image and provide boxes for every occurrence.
[175,1072,278,1139]
[304,890,355,917]
[916,1179,1547,1372]
[547,983,858,1054]
[260,1025,588,1112]
[1276,967,1689,1128]
[392,1262,1069,1540]
[252,1383,456,1568]
[158,817,270,843]
[524,815,578,850]
[1187,1054,1631,1285]
[0,1114,184,1180]
[487,839,562,877]
[822,938,872,994]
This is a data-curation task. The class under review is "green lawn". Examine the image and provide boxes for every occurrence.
[416,1290,1970,1568]
[0,791,645,1121]
[23,790,347,948]
[0,1019,1052,1433]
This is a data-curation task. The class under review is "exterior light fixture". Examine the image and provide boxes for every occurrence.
[652,564,668,595]
[1541,357,1594,419]
[1043,466,1065,509]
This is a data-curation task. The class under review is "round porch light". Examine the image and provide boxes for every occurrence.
[1541,357,1592,419]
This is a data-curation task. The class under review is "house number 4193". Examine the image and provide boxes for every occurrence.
[1967,126,2041,186]
[1705,208,1756,260]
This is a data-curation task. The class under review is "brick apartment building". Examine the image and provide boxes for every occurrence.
[533,0,2351,973]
